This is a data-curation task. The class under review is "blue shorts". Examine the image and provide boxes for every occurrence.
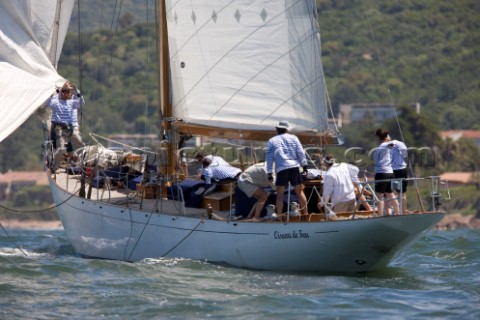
[276,167,302,187]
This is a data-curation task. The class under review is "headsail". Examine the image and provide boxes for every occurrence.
[0,0,75,142]
[165,0,328,137]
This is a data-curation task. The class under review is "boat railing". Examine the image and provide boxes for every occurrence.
[309,175,448,220]
[53,156,448,221]
[365,177,406,216]
[355,176,447,216]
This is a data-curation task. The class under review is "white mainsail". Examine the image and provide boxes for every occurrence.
[0,0,75,142]
[166,0,328,133]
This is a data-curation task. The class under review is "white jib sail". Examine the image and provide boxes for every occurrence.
[166,0,328,133]
[0,0,75,142]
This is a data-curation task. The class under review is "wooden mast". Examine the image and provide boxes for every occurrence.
[157,0,175,177]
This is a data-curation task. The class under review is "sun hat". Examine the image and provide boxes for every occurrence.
[275,120,290,130]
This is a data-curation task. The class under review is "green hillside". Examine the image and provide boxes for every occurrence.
[317,0,480,130]
[0,0,479,172]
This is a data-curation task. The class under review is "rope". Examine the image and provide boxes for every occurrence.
[89,132,157,155]
[125,209,156,262]
[124,208,135,261]
[0,170,84,213]
[0,221,29,258]
[0,184,81,214]
[161,216,206,257]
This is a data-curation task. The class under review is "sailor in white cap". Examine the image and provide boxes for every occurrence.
[266,120,309,216]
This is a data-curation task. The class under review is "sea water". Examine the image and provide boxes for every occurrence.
[0,227,479,320]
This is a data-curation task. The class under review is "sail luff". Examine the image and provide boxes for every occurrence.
[45,1,62,66]
[0,0,75,143]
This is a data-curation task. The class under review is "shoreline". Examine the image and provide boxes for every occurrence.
[1,213,479,230]
[1,219,63,230]
[435,213,480,230]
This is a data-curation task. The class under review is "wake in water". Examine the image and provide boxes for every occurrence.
[0,231,74,258]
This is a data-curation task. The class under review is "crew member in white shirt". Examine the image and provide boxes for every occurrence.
[374,128,400,216]
[320,155,360,218]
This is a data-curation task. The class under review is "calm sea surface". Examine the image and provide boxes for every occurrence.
[0,227,479,320]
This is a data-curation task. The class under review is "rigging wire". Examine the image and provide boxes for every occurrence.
[312,1,339,136]
[144,0,151,150]
[89,132,157,155]
[105,0,124,82]
[361,0,405,143]
[92,0,106,102]
[77,0,83,134]
[361,0,421,188]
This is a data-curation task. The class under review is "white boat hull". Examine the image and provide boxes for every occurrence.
[49,176,444,273]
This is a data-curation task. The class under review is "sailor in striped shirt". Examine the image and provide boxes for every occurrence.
[195,151,229,167]
[195,152,234,180]
[201,158,241,184]
[266,120,308,216]
[47,81,85,170]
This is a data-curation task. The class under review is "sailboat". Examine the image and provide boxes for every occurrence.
[0,0,446,273]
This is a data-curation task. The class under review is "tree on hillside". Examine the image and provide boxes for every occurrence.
[447,138,480,172]
[382,104,442,148]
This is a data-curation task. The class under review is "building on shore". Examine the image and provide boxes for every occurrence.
[440,130,480,147]
[338,102,420,125]
[0,171,48,201]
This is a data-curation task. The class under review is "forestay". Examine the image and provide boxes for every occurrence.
[166,0,328,133]
[0,0,74,142]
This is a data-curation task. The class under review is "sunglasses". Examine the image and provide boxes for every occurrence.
[61,90,72,93]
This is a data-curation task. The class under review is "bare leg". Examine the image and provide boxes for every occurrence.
[294,184,308,215]
[275,186,285,214]
[375,192,384,216]
[317,201,324,213]
[385,192,400,215]
[252,188,268,219]
[355,186,372,211]
[245,203,257,220]
[400,195,407,214]
[245,188,269,219]
[357,194,372,211]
